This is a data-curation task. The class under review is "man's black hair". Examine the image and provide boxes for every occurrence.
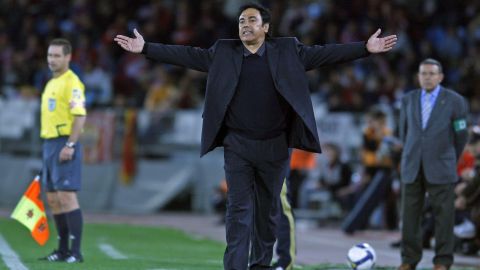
[420,58,443,73]
[237,2,272,36]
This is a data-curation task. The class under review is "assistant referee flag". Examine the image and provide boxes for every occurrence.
[11,176,49,245]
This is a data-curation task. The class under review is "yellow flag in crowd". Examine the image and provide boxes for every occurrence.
[11,176,49,245]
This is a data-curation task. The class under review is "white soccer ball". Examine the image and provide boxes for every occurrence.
[347,243,377,270]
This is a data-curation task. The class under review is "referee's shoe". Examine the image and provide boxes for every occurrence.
[39,250,68,262]
[65,253,84,263]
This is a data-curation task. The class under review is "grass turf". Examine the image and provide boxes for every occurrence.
[0,218,476,270]
[0,218,225,270]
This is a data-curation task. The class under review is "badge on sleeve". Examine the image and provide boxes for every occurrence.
[48,98,56,111]
[72,89,81,100]
[453,119,467,132]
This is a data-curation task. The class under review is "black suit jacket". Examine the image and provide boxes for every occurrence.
[144,38,369,156]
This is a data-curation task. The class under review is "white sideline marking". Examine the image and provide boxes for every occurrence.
[0,234,29,270]
[98,243,128,259]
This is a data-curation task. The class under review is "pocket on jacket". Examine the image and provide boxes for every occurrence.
[439,153,455,160]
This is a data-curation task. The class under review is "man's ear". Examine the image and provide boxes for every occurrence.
[263,23,270,34]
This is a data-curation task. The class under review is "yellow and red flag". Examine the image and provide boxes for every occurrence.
[120,109,137,185]
[11,176,49,245]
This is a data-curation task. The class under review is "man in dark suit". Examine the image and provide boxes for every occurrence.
[398,58,469,270]
[115,3,396,269]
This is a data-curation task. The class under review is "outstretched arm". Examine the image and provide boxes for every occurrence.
[114,28,214,72]
[366,29,397,53]
[298,28,397,70]
[114,28,145,53]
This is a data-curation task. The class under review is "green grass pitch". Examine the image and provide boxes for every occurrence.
[0,218,475,270]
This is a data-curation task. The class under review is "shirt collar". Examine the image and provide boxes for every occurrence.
[243,42,266,57]
[422,85,441,98]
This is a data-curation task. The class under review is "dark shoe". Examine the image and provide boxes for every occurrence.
[433,264,449,270]
[38,250,68,262]
[65,253,84,263]
[397,264,414,270]
[390,240,401,248]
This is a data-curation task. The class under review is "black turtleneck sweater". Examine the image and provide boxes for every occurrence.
[224,43,292,140]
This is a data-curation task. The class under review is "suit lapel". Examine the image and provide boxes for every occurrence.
[413,90,422,129]
[425,87,447,130]
[266,40,279,81]
[232,42,243,78]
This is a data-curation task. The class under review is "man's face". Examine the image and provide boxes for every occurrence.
[369,118,385,131]
[418,64,443,91]
[47,45,70,73]
[324,146,338,162]
[238,8,269,44]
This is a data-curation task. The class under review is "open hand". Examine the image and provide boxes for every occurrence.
[114,28,145,53]
[366,29,397,53]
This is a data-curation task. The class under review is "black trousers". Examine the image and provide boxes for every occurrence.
[222,132,290,270]
[400,168,455,267]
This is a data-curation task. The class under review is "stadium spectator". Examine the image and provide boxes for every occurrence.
[340,108,399,234]
[83,59,113,107]
[143,66,180,113]
[453,126,480,255]
[297,143,351,213]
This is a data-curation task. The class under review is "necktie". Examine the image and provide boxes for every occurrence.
[422,92,432,129]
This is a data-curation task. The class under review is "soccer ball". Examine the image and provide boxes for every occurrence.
[347,243,376,270]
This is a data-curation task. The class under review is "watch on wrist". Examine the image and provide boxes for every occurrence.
[65,142,76,149]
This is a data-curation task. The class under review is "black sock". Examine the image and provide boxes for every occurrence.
[65,209,83,256]
[53,213,69,254]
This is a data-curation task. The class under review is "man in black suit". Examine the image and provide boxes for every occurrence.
[398,59,469,270]
[115,3,396,270]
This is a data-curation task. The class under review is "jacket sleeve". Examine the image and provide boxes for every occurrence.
[399,96,408,144]
[453,96,469,160]
[295,38,370,71]
[142,41,217,72]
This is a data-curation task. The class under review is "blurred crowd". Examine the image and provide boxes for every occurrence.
[1,0,480,118]
[2,0,479,255]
